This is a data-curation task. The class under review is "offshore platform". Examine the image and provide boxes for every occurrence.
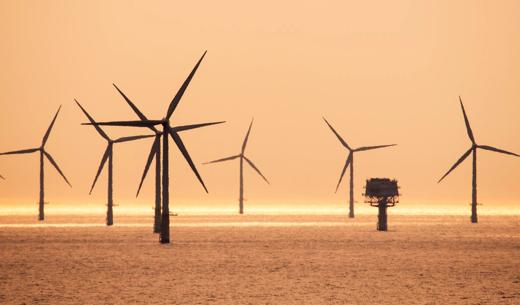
[363,178,400,231]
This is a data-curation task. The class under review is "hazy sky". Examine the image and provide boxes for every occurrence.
[0,0,519,211]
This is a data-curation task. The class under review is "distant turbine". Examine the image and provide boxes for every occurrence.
[0,106,71,220]
[204,119,269,214]
[438,97,519,223]
[323,117,396,218]
[112,83,163,234]
[83,51,225,243]
[75,100,154,226]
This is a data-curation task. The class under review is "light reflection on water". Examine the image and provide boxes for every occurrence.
[0,204,518,229]
[1,205,519,216]
[4,219,515,228]
[0,222,362,228]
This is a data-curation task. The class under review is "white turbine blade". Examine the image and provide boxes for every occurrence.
[90,145,110,194]
[0,148,39,155]
[136,137,159,197]
[335,153,352,193]
[166,51,207,119]
[203,155,240,164]
[169,130,208,192]
[171,121,225,133]
[114,134,155,143]
[438,148,472,183]
[43,151,71,187]
[243,156,269,184]
[42,106,62,147]
[355,144,396,152]
[75,100,111,141]
[478,145,519,157]
[82,120,164,127]
[112,83,160,134]
[241,119,254,153]
[323,117,350,150]
[459,96,476,144]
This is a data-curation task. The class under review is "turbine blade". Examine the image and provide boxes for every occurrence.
[243,156,269,184]
[166,51,207,119]
[136,137,160,197]
[0,148,39,155]
[113,83,160,134]
[355,144,397,152]
[0,174,5,180]
[74,99,111,141]
[323,117,350,150]
[42,106,62,147]
[90,145,111,194]
[43,151,71,187]
[169,130,208,192]
[335,153,352,193]
[114,134,155,143]
[438,148,473,183]
[170,121,225,133]
[82,120,163,127]
[459,96,475,144]
[478,145,519,157]
[203,155,240,164]
[241,119,254,153]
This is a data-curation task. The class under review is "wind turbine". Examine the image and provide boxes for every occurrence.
[323,117,396,218]
[83,51,225,243]
[0,106,71,220]
[112,83,163,234]
[204,119,269,214]
[0,174,4,180]
[438,96,519,223]
[75,100,154,226]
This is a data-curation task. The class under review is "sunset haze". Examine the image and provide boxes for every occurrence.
[1,0,519,214]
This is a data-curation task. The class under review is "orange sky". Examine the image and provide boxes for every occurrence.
[0,0,519,212]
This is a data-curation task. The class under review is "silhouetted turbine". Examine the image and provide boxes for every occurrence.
[112,83,163,234]
[83,51,225,243]
[0,106,71,220]
[438,97,519,223]
[0,174,4,180]
[323,117,396,218]
[204,119,269,214]
[75,100,154,226]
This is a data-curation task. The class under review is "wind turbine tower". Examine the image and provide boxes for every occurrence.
[76,100,154,226]
[0,106,71,220]
[323,117,396,218]
[204,119,269,214]
[438,97,519,223]
[112,84,163,234]
[83,51,224,243]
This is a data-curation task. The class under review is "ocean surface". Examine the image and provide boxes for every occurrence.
[1,214,519,304]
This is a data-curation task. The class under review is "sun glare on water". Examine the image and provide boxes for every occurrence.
[0,202,518,217]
